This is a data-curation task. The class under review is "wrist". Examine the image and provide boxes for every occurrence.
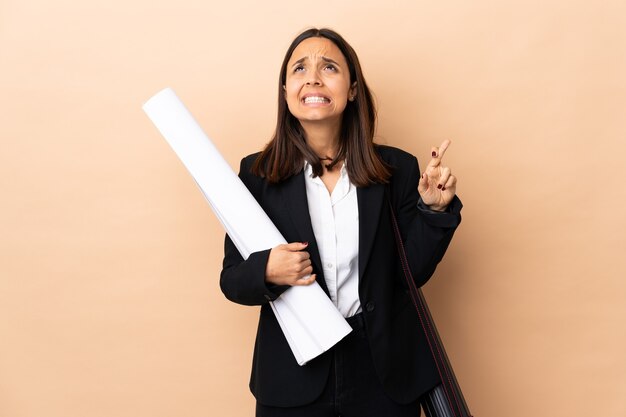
[418,197,447,213]
[428,204,448,212]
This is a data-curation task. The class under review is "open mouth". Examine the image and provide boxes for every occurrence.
[303,96,331,104]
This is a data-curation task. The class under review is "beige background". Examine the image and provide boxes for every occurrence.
[1,0,625,416]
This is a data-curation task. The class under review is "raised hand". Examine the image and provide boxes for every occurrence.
[265,242,317,286]
[418,139,457,211]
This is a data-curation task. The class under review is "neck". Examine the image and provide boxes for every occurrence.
[300,120,342,159]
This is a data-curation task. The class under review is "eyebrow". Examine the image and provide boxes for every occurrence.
[291,56,341,68]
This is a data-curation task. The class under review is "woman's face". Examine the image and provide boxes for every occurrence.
[284,37,355,128]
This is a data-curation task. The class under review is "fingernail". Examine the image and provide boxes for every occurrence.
[437,184,443,189]
[303,242,309,246]
[432,151,437,157]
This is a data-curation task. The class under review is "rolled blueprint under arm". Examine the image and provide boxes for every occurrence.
[142,88,352,365]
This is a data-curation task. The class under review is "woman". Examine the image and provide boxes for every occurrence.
[220,28,462,416]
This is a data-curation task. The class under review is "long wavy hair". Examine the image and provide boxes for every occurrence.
[251,28,390,186]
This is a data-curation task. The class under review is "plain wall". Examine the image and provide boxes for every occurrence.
[1,1,625,416]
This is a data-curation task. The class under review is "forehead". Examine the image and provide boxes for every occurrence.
[288,37,347,65]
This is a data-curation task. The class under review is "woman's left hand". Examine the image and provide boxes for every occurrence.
[418,139,457,212]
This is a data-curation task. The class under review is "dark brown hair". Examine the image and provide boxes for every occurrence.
[251,28,390,186]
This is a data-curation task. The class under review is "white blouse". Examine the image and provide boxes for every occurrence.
[304,162,361,318]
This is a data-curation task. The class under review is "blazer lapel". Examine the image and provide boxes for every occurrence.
[357,183,385,281]
[282,172,329,295]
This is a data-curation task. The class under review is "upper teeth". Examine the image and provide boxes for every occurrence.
[304,96,329,103]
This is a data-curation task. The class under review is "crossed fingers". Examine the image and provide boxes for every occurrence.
[419,139,457,210]
[428,139,451,169]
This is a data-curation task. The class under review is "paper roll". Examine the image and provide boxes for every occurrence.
[142,88,351,365]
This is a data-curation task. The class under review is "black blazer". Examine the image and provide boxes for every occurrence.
[220,145,462,407]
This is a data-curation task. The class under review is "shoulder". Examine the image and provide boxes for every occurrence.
[235,151,265,196]
[240,151,262,173]
[374,144,418,169]
[374,144,420,183]
[373,145,421,203]
[238,151,264,182]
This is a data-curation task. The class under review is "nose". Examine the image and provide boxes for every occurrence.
[305,70,322,86]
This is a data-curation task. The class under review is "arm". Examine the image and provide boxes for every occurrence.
[393,153,462,288]
[220,235,289,306]
[219,157,315,306]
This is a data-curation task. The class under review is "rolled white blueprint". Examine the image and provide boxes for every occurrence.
[142,88,352,365]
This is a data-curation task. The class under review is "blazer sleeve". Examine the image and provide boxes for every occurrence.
[392,154,462,288]
[219,157,290,306]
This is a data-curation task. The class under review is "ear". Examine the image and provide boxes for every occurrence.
[350,82,357,98]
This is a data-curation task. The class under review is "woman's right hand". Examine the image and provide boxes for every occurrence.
[265,242,317,286]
